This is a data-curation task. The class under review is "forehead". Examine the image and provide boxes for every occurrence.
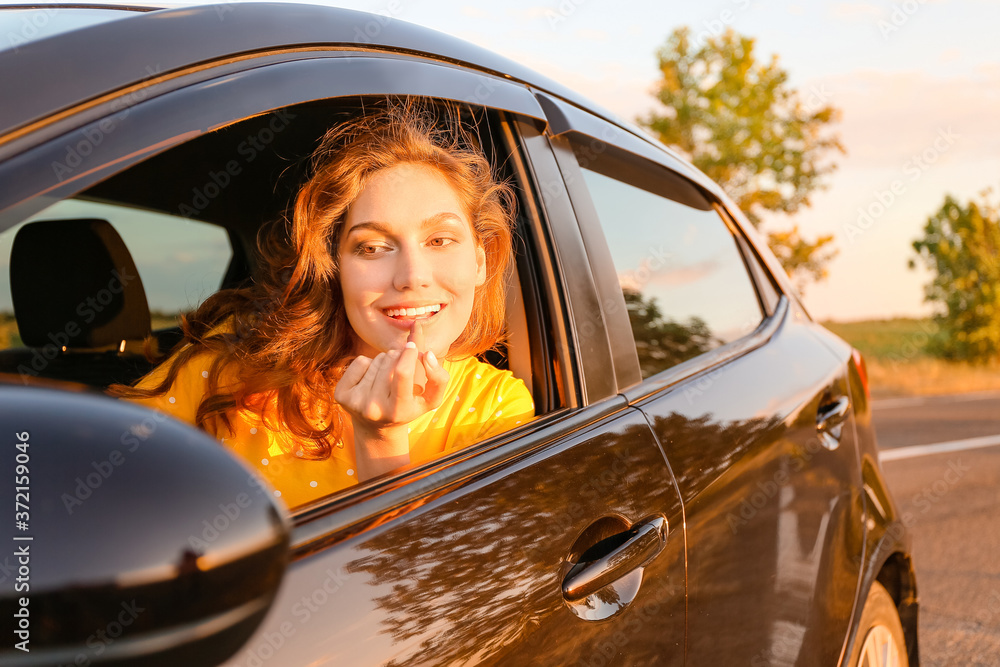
[346,163,471,225]
[364,163,461,201]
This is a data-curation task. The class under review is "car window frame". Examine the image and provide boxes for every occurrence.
[0,50,640,553]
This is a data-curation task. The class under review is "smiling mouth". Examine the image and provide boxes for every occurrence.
[383,304,443,320]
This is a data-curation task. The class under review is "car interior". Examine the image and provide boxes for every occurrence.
[0,97,553,414]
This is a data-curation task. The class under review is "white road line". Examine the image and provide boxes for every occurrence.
[879,434,1000,462]
[872,390,1000,410]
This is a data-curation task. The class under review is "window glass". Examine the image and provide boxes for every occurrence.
[0,199,231,349]
[578,162,763,378]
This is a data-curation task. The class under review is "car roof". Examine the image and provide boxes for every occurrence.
[0,2,720,200]
[0,3,627,138]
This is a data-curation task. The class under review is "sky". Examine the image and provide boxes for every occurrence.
[267,0,1000,323]
[7,0,1000,321]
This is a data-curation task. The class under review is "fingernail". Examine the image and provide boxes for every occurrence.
[405,341,417,349]
[426,350,437,366]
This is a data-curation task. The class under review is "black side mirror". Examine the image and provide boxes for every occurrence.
[0,384,290,666]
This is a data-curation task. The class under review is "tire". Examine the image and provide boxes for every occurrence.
[847,581,909,667]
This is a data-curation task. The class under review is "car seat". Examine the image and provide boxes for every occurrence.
[3,218,155,387]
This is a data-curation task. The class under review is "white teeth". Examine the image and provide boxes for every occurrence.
[384,304,442,318]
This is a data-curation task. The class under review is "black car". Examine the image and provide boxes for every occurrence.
[0,4,916,666]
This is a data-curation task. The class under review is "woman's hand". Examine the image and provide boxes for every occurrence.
[335,326,449,481]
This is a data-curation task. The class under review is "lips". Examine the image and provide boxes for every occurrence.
[382,303,442,319]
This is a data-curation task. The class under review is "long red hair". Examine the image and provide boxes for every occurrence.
[110,103,515,459]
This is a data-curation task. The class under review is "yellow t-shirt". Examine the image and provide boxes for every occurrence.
[125,344,534,508]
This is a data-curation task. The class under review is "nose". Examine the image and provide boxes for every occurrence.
[392,243,433,291]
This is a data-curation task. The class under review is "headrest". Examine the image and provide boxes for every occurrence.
[10,219,151,349]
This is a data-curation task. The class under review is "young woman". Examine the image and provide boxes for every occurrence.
[110,105,534,508]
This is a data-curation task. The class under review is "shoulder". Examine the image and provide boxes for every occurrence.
[444,356,532,406]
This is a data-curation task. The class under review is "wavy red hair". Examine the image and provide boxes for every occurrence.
[110,103,516,459]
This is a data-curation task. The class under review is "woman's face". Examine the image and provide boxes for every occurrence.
[338,162,486,358]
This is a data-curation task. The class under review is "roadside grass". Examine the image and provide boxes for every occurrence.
[822,318,1000,398]
[0,311,181,350]
[0,312,19,348]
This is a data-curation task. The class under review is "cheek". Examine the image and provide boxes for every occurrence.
[339,261,383,307]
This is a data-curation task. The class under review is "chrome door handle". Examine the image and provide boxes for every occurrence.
[817,395,850,450]
[562,516,667,602]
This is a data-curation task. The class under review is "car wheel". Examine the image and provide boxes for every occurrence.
[848,581,909,667]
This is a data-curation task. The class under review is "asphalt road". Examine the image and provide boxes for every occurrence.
[872,392,1000,667]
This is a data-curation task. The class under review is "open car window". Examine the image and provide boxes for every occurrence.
[0,90,560,512]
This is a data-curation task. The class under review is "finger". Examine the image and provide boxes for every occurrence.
[368,349,398,400]
[407,320,425,352]
[391,341,420,403]
[338,355,373,390]
[334,355,373,406]
[351,351,390,405]
[418,349,449,409]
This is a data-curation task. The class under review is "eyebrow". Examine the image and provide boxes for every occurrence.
[344,212,466,236]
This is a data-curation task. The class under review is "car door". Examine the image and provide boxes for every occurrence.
[0,44,687,665]
[535,95,868,665]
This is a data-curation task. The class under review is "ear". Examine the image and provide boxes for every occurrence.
[475,242,487,287]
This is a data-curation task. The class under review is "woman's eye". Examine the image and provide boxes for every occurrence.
[355,242,388,256]
[428,237,455,248]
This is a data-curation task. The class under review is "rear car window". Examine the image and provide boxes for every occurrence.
[576,156,763,378]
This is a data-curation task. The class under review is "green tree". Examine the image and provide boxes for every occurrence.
[641,26,843,285]
[623,288,717,377]
[910,192,1000,362]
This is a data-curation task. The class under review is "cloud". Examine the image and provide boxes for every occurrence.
[618,258,720,291]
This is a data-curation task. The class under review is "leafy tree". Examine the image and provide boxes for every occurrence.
[623,288,717,377]
[910,192,1000,362]
[641,27,843,285]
